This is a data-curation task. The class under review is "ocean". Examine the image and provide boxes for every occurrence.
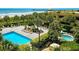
[0,8,79,14]
[0,8,48,14]
[0,8,48,17]
[0,8,79,17]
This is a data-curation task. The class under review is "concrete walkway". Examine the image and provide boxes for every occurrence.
[1,26,48,39]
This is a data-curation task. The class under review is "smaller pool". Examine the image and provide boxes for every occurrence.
[3,32,31,45]
[62,34,74,41]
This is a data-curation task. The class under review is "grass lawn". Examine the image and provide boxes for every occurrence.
[32,33,48,44]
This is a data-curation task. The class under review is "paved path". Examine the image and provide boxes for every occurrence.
[2,26,49,39]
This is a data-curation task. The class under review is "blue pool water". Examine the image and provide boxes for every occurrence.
[3,32,31,45]
[62,35,74,41]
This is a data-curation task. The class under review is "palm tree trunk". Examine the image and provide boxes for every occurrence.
[38,29,40,43]
[37,26,40,43]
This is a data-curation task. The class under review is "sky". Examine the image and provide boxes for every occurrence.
[0,0,79,8]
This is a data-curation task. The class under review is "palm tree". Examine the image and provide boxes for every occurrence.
[33,12,42,44]
[20,15,26,24]
[3,16,10,27]
[0,32,3,51]
[48,13,61,43]
[0,33,3,42]
[2,40,10,51]
[71,26,79,37]
[13,15,20,26]
[2,40,19,51]
[49,21,60,37]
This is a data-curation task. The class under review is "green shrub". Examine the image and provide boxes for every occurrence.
[19,44,31,51]
[32,46,39,51]
[60,41,79,51]
[54,48,60,51]
[31,33,49,50]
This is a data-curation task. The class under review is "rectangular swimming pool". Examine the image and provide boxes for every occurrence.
[3,32,31,45]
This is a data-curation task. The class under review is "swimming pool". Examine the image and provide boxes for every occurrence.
[62,34,74,41]
[3,32,31,45]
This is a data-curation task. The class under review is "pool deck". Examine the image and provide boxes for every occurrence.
[2,26,48,39]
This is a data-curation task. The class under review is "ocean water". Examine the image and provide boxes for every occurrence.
[0,8,79,17]
[0,8,48,14]
[0,8,79,14]
[0,8,48,17]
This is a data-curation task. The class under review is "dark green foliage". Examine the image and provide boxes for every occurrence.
[0,11,79,51]
[54,48,60,51]
[0,33,3,42]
